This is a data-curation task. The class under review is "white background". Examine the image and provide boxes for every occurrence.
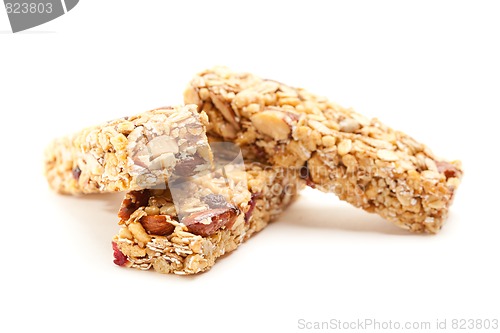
[1,1,499,332]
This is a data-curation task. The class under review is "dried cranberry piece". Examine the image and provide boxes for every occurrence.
[112,241,128,266]
[299,162,316,188]
[436,161,461,179]
[245,192,262,223]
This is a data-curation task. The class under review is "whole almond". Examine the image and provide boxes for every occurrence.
[139,215,175,236]
[118,190,150,220]
[183,207,238,237]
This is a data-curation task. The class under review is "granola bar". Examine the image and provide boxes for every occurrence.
[184,67,463,233]
[44,105,212,194]
[112,162,302,275]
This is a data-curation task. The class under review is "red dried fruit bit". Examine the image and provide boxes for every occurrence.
[72,166,81,180]
[139,215,175,236]
[436,161,461,179]
[183,207,238,237]
[305,178,316,188]
[245,192,262,223]
[118,190,150,219]
[112,241,128,266]
[299,163,316,188]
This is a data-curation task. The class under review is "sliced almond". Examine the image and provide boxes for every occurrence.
[250,110,292,141]
[148,152,176,171]
[210,92,240,129]
[147,135,179,158]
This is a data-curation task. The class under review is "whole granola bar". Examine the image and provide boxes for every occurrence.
[184,67,463,233]
[112,162,302,275]
[44,105,212,194]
